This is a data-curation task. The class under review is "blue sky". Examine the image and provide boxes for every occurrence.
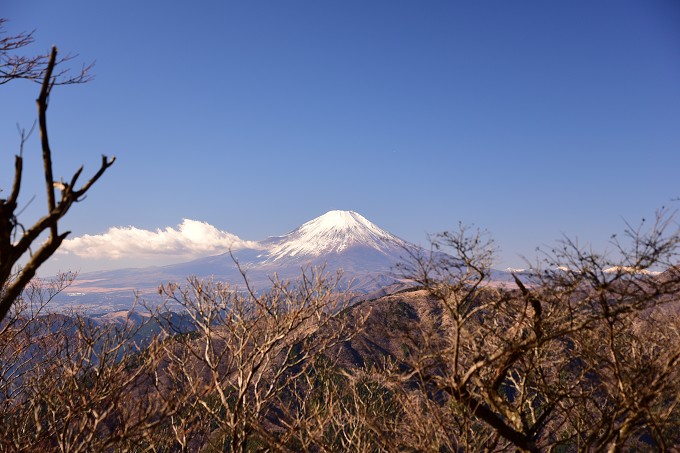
[1,1,679,275]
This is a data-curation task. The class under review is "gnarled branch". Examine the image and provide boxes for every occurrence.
[0,45,114,323]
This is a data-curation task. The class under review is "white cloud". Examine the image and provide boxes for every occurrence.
[59,219,260,260]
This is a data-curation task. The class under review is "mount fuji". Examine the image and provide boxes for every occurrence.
[61,211,416,310]
[262,210,405,262]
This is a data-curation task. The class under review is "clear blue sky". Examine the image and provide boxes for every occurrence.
[1,1,679,275]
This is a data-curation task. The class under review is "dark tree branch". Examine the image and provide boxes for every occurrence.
[1,19,94,85]
[513,273,543,339]
[7,156,22,208]
[437,379,540,453]
[37,47,57,234]
[0,45,114,322]
[0,232,67,322]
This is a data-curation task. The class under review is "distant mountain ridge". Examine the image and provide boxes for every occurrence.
[59,211,415,310]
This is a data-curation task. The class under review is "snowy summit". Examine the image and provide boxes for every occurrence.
[264,210,405,261]
[64,210,416,298]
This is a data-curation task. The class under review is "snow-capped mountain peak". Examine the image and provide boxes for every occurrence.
[305,210,374,231]
[62,210,422,302]
[298,210,389,239]
[264,210,405,261]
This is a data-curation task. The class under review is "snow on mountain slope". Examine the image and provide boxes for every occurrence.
[61,210,415,306]
[261,210,406,262]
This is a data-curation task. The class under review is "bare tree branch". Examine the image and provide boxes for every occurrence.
[0,44,114,322]
[0,18,93,85]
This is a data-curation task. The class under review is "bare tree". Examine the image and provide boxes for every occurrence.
[0,272,76,421]
[0,19,113,322]
[0,18,92,85]
[151,267,365,452]
[2,217,676,451]
[0,275,186,452]
[393,210,680,451]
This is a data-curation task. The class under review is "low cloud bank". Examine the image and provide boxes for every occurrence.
[60,219,259,259]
